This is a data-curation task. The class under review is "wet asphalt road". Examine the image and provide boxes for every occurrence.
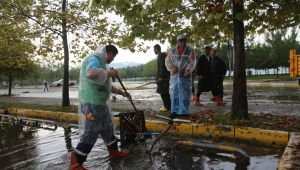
[0,81,297,169]
[0,81,299,116]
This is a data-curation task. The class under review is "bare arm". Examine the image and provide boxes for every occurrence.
[111,85,132,100]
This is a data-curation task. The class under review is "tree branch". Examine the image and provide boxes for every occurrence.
[1,1,63,37]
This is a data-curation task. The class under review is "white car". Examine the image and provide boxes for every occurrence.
[52,79,77,87]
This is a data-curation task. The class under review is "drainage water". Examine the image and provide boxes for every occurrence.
[0,123,283,170]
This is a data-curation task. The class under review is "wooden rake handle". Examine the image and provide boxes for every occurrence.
[116,76,139,113]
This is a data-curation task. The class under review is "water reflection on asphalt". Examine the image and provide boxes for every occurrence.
[0,123,282,170]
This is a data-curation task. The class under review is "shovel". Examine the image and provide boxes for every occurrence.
[133,81,157,89]
[133,79,169,89]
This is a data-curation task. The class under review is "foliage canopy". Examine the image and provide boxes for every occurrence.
[94,0,300,47]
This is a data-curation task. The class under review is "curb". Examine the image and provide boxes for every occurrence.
[0,108,298,169]
[277,132,300,170]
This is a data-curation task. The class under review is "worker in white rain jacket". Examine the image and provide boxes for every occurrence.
[165,34,196,118]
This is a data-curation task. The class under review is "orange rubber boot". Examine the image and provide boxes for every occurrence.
[195,96,203,106]
[192,92,196,101]
[108,148,130,159]
[215,96,225,106]
[69,152,87,170]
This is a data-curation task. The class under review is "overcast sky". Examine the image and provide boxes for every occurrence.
[114,29,300,65]
[114,41,169,64]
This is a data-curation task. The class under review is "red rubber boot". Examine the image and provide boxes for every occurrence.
[108,148,130,159]
[69,152,87,170]
[215,96,225,106]
[195,96,203,106]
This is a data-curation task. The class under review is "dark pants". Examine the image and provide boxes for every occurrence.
[43,86,48,91]
[192,77,195,94]
[215,78,224,98]
[157,81,171,110]
[197,78,218,97]
[160,92,171,110]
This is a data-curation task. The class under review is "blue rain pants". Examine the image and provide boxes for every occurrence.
[170,75,192,115]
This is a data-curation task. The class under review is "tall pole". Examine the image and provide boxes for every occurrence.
[227,39,233,80]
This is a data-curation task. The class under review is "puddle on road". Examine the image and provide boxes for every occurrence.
[0,123,283,170]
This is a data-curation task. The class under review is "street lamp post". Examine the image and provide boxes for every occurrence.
[7,37,13,96]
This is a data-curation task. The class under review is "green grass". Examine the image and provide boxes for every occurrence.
[0,102,78,113]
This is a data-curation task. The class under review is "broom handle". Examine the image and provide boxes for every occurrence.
[116,76,139,113]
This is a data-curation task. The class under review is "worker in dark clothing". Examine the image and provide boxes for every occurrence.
[195,46,225,106]
[154,44,171,112]
[195,46,213,106]
[210,49,227,100]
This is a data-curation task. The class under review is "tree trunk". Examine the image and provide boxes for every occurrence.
[231,0,249,120]
[8,73,12,96]
[62,0,70,106]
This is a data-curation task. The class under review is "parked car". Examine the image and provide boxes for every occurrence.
[52,79,78,87]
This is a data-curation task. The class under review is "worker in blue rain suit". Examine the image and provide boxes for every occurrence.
[69,45,131,170]
[165,34,196,118]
